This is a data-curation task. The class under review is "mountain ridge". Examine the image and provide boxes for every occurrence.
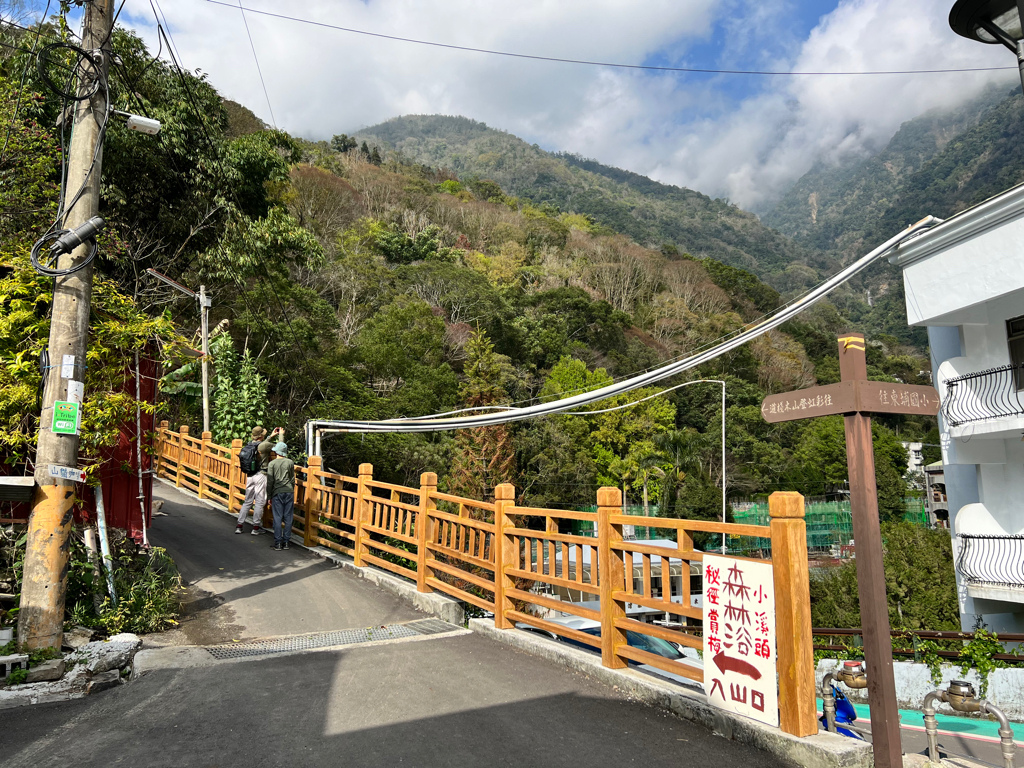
[355,115,829,289]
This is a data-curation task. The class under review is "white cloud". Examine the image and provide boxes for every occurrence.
[121,0,1016,211]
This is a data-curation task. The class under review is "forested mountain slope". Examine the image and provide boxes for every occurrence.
[0,21,934,526]
[356,115,826,287]
[764,84,1017,262]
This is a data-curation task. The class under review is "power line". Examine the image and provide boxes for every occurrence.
[307,215,943,438]
[234,0,276,128]
[0,1,52,165]
[149,0,323,396]
[203,0,1015,77]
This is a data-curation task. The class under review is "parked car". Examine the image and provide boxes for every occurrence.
[515,615,703,688]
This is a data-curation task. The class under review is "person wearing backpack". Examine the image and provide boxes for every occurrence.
[234,426,279,534]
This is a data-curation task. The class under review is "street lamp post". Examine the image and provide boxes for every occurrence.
[146,269,212,434]
[950,0,1024,93]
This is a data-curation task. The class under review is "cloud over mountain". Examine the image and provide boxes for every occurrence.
[123,0,1015,209]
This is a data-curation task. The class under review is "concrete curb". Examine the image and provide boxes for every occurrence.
[0,634,142,711]
[155,478,465,626]
[469,619,873,768]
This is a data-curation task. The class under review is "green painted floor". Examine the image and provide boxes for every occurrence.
[817,698,1023,743]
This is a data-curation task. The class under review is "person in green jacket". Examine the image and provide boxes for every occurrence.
[266,442,296,551]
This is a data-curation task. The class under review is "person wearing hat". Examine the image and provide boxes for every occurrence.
[266,441,296,551]
[235,426,280,534]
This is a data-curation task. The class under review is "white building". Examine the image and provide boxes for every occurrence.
[902,441,925,489]
[889,184,1024,633]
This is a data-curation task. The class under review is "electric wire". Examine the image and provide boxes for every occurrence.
[148,2,323,395]
[202,0,1016,77]
[560,377,724,416]
[0,1,52,164]
[307,215,943,437]
[407,256,861,419]
[235,0,276,128]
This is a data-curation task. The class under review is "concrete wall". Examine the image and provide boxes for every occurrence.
[894,184,1024,327]
[817,659,1024,722]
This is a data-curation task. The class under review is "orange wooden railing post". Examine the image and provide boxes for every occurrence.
[228,439,243,515]
[493,483,516,629]
[176,425,189,487]
[769,491,817,737]
[198,431,211,499]
[354,463,373,567]
[304,455,322,548]
[598,486,627,669]
[156,420,169,479]
[416,472,437,592]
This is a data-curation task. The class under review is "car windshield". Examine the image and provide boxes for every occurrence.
[625,631,685,660]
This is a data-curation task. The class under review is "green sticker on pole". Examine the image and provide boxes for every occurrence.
[52,400,80,435]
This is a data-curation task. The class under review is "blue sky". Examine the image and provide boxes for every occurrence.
[16,0,1018,209]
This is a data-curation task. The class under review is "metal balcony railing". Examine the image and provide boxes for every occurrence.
[957,534,1024,590]
[943,363,1024,427]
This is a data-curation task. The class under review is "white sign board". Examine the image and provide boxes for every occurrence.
[48,465,86,483]
[61,354,76,379]
[66,380,84,404]
[703,554,778,727]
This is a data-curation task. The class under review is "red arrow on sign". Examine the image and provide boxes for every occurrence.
[712,651,762,681]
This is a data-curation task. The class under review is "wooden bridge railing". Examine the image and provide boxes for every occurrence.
[154,422,815,737]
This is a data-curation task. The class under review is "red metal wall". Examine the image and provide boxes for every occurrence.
[1,349,159,541]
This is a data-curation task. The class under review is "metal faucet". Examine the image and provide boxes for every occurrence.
[923,680,1015,768]
[821,660,867,733]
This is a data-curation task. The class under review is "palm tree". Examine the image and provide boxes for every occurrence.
[652,428,712,518]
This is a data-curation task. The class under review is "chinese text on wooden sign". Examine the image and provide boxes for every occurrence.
[703,554,778,727]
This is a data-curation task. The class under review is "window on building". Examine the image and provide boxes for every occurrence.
[1008,315,1024,390]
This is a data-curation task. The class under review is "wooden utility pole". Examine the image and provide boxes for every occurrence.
[761,333,940,768]
[18,0,115,651]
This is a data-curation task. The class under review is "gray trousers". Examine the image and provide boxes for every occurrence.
[237,473,267,525]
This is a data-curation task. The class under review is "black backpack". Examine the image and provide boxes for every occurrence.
[239,440,262,476]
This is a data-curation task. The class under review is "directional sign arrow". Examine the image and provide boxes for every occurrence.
[712,651,762,681]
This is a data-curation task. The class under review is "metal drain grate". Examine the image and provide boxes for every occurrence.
[204,619,460,660]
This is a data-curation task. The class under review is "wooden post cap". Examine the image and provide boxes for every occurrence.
[231,439,243,448]
[307,455,322,467]
[202,431,212,439]
[494,483,515,501]
[179,425,189,434]
[769,491,805,519]
[597,486,622,507]
[159,420,169,428]
[358,463,373,476]
[420,472,438,486]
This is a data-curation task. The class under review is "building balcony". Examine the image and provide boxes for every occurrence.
[941,362,1024,439]
[957,533,1024,603]
[955,503,1024,603]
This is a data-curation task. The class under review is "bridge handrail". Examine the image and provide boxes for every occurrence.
[153,422,816,738]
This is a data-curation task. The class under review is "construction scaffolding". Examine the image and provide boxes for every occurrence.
[573,499,929,556]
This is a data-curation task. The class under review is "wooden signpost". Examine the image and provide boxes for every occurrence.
[761,333,939,768]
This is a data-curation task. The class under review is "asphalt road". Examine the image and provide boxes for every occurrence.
[0,483,790,767]
[0,632,790,768]
[144,482,422,645]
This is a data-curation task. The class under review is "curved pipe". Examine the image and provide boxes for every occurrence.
[821,671,838,733]
[980,700,1016,768]
[305,216,943,449]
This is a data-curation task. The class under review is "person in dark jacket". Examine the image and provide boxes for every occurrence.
[266,442,295,551]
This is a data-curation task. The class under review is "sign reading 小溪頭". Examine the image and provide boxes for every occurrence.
[703,554,778,727]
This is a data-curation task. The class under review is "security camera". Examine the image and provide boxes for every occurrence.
[126,114,161,136]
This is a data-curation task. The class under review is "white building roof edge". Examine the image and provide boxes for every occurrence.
[888,182,1024,268]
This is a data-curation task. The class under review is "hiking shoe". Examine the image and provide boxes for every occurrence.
[251,526,262,535]
[270,542,282,551]
[234,525,243,534]
[282,542,290,550]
